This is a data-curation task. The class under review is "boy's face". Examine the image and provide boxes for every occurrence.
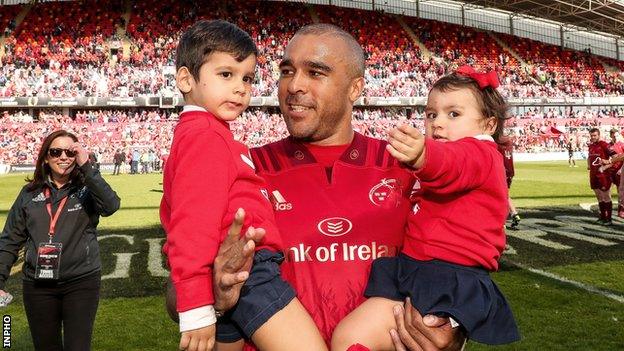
[177,51,256,121]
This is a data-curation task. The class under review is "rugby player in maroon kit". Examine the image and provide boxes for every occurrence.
[587,128,616,225]
[498,135,521,229]
[607,129,624,218]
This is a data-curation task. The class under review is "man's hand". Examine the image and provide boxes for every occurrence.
[389,298,466,351]
[179,325,215,351]
[213,208,265,313]
[387,124,426,169]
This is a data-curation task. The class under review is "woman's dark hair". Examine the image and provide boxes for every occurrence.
[431,73,509,142]
[26,130,81,191]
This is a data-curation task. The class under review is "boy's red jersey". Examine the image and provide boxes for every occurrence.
[160,110,282,312]
[250,132,415,343]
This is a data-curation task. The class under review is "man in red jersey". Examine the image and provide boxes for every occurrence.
[498,135,521,230]
[608,129,624,218]
[210,24,466,351]
[587,128,616,225]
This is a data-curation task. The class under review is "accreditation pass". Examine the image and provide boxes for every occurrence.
[35,242,63,280]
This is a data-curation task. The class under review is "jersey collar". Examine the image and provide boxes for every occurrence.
[283,132,370,166]
[181,105,230,129]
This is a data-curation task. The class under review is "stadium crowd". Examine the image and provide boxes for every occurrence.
[1,108,622,166]
[1,0,624,167]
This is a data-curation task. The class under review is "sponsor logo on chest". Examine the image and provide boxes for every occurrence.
[317,217,353,236]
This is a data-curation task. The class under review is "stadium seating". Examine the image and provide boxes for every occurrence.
[0,4,20,36]
[498,33,624,96]
[125,0,312,96]
[5,0,122,67]
[1,0,624,165]
[0,0,623,98]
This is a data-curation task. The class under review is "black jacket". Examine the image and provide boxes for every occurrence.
[113,152,126,165]
[0,162,120,289]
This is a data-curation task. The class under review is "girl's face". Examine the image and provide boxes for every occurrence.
[424,87,496,142]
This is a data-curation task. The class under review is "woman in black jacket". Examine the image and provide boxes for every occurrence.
[0,129,120,351]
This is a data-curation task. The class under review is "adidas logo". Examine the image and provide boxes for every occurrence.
[32,192,46,202]
[271,190,293,211]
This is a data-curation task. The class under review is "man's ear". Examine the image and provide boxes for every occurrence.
[348,76,365,103]
[176,67,193,94]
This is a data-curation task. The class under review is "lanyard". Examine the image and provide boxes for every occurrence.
[44,188,68,243]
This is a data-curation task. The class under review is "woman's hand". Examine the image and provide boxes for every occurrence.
[70,142,89,166]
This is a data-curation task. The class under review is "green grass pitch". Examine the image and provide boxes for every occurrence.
[0,161,623,350]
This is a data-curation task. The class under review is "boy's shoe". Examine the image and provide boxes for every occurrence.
[510,214,521,229]
[595,218,606,225]
[602,219,613,226]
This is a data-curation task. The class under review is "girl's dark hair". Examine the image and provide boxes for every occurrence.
[26,130,82,191]
[431,73,509,142]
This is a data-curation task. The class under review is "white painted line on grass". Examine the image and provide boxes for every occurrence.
[579,203,597,212]
[503,259,624,304]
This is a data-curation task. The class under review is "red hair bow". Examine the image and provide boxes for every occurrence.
[456,65,500,89]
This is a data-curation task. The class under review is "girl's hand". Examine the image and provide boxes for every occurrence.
[387,124,426,169]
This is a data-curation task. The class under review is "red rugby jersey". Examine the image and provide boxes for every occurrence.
[588,140,612,174]
[608,140,624,172]
[250,132,414,343]
[405,137,508,271]
[160,109,282,312]
[497,138,515,179]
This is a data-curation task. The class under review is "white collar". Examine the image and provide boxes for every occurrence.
[182,105,208,113]
[472,134,495,142]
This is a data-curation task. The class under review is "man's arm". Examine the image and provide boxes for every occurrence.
[390,298,466,351]
[600,153,624,165]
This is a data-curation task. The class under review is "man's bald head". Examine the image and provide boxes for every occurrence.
[293,23,365,78]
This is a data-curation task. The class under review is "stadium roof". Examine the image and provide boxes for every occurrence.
[457,0,624,38]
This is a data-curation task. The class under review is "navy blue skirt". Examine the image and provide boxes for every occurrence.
[364,254,520,345]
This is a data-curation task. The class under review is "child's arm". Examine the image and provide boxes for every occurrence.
[387,125,500,194]
[165,130,233,346]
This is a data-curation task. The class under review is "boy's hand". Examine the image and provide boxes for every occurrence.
[387,124,426,169]
[179,325,215,351]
